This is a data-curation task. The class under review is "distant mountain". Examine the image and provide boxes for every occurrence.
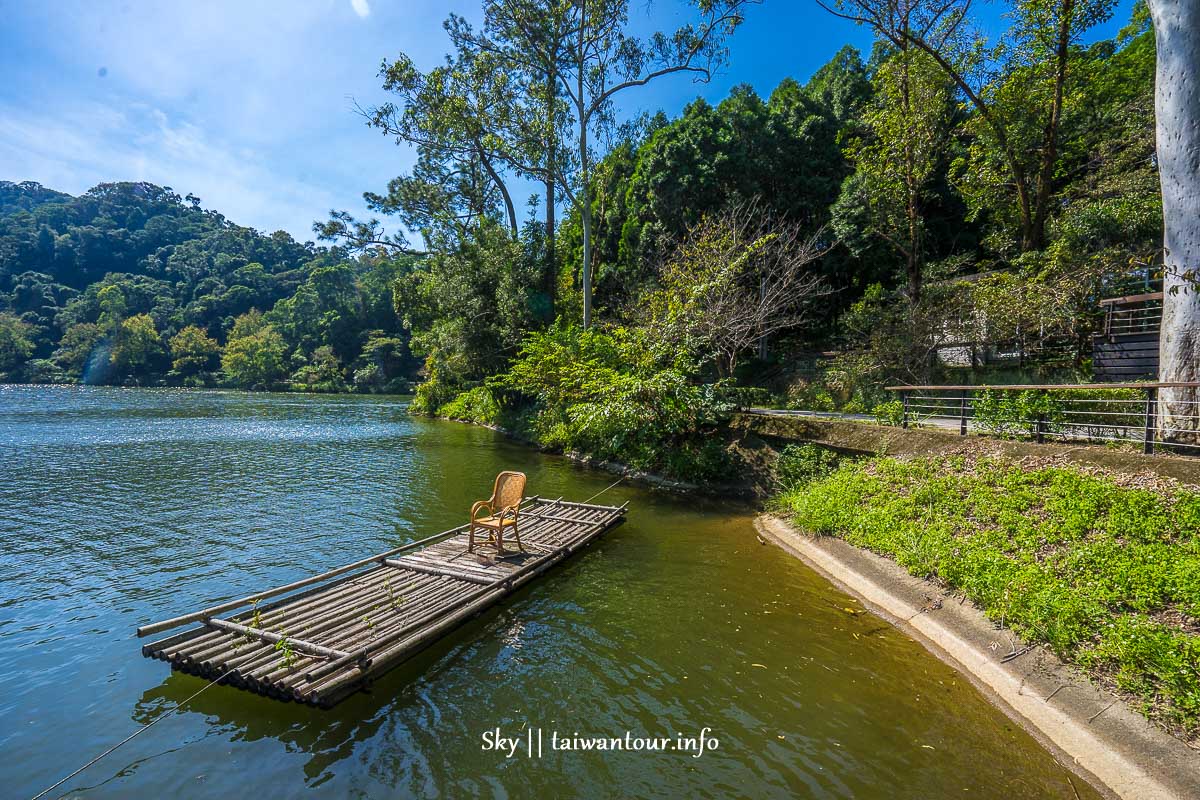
[0,180,419,391]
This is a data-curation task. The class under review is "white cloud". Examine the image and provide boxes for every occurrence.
[350,0,370,19]
[0,100,339,241]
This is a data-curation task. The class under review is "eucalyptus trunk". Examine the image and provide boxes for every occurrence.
[1149,0,1200,442]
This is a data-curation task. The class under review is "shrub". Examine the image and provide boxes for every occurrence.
[774,443,839,491]
[490,322,735,479]
[438,386,501,426]
[873,400,905,427]
[409,363,458,415]
[973,389,1065,439]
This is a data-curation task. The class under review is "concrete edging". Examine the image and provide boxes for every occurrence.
[755,514,1200,800]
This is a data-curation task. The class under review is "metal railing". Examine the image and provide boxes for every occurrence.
[887,382,1200,456]
[1099,292,1163,336]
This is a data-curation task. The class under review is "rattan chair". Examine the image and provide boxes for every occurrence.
[468,471,527,553]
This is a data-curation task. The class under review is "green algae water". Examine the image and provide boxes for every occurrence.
[0,386,1100,799]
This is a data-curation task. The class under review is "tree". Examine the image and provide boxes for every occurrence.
[169,325,222,377]
[0,312,35,374]
[96,284,126,331]
[646,204,832,376]
[53,323,104,377]
[832,47,955,300]
[464,0,757,328]
[290,345,349,393]
[222,314,288,389]
[818,0,1117,252]
[1147,0,1200,440]
[110,313,163,377]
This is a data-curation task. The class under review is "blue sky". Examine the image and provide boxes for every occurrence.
[0,0,1137,243]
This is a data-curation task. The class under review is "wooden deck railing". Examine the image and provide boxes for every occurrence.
[886,382,1200,456]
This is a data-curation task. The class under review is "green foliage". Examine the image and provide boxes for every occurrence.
[586,83,843,306]
[169,325,221,376]
[0,311,36,374]
[437,385,502,426]
[221,312,288,389]
[774,443,838,491]
[289,346,349,393]
[872,399,905,426]
[110,314,163,378]
[0,181,419,390]
[51,323,104,377]
[833,47,957,296]
[972,389,1066,439]
[477,323,735,479]
[776,455,1200,735]
[395,222,546,403]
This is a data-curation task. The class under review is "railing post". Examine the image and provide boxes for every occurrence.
[959,390,968,436]
[1035,389,1046,444]
[1144,387,1157,455]
[901,391,910,429]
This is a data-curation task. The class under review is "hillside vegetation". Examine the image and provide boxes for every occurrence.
[0,181,419,392]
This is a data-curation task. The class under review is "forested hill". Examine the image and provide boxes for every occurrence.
[0,180,419,391]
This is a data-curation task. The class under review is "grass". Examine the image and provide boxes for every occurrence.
[773,454,1200,740]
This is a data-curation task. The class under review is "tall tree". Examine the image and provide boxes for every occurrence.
[817,0,1117,252]
[832,46,955,300]
[1147,0,1200,440]
[466,0,757,328]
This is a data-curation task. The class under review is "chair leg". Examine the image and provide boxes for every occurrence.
[512,520,524,552]
[468,522,476,553]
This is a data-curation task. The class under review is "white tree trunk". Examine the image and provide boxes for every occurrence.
[1150,0,1200,442]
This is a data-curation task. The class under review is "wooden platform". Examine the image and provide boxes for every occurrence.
[137,497,626,707]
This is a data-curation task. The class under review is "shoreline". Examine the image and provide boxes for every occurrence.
[436,414,761,496]
[755,514,1200,800]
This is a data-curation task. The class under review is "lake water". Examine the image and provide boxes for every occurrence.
[0,385,1100,799]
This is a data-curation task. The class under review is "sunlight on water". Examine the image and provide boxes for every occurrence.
[0,386,1098,799]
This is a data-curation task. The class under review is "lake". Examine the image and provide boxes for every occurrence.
[0,385,1099,799]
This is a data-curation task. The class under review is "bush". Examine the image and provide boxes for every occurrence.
[787,381,837,411]
[409,363,458,414]
[873,400,905,427]
[774,443,839,491]
[973,389,1065,439]
[489,322,735,480]
[438,386,501,426]
[663,438,736,483]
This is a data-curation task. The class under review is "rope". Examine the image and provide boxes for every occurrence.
[30,667,235,800]
[582,477,623,505]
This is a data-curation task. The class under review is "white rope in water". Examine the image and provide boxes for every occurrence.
[30,667,235,800]
[582,477,624,505]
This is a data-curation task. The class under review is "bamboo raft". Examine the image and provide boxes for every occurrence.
[137,497,627,707]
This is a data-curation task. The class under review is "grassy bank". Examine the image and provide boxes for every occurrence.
[773,452,1200,741]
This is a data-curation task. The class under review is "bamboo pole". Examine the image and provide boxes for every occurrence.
[136,524,471,637]
[382,559,498,584]
[167,568,411,662]
[203,618,350,660]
